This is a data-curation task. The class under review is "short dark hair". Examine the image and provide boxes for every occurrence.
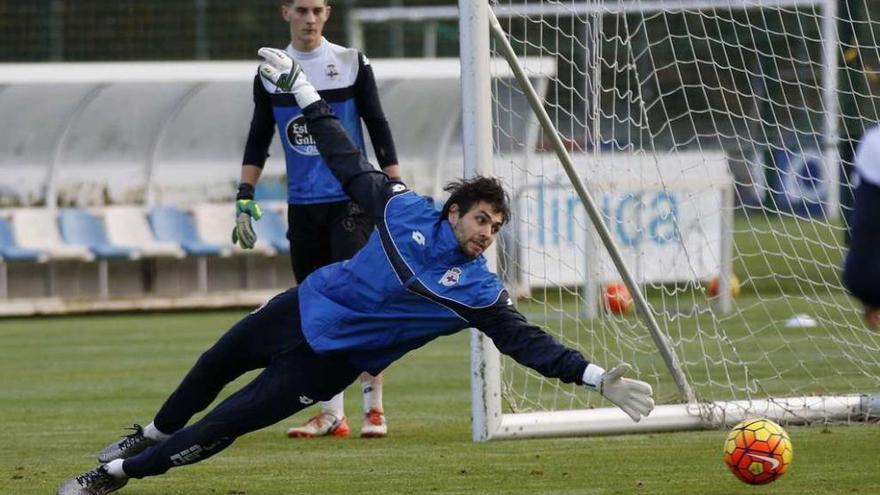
[441,176,511,225]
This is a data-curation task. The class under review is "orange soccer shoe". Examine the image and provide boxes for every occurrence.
[286,413,350,438]
[360,409,387,438]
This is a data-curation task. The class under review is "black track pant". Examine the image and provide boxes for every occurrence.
[287,200,373,283]
[843,180,880,308]
[122,288,359,478]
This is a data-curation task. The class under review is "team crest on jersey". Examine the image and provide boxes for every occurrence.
[440,267,462,287]
[325,64,339,80]
[286,115,319,156]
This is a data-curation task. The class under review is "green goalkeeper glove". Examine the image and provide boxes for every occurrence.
[231,183,262,249]
[583,363,654,422]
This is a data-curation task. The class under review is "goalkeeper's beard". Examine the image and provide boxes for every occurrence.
[452,222,490,258]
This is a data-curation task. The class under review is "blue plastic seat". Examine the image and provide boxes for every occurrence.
[149,207,224,256]
[58,209,136,259]
[254,181,288,202]
[253,209,290,253]
[0,217,45,262]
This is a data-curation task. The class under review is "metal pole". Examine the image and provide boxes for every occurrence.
[347,10,365,50]
[461,0,503,442]
[145,83,206,208]
[581,12,599,320]
[460,7,493,178]
[713,186,735,315]
[389,0,405,57]
[488,8,696,404]
[48,0,64,61]
[47,85,107,209]
[423,21,438,58]
[821,0,840,219]
[194,0,209,60]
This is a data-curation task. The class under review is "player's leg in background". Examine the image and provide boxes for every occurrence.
[330,200,388,438]
[287,203,333,284]
[359,372,386,438]
[286,202,349,437]
[122,343,360,479]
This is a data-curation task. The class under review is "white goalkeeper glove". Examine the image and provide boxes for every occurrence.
[583,363,654,422]
[257,47,320,108]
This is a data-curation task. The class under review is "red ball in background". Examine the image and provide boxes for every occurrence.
[603,283,633,315]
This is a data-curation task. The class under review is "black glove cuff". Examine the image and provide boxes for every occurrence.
[236,183,255,200]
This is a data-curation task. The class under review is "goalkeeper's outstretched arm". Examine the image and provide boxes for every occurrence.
[467,295,655,422]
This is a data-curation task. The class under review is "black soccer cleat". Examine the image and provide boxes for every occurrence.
[57,465,128,495]
[97,424,159,463]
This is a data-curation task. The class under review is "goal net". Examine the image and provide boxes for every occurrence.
[460,0,880,438]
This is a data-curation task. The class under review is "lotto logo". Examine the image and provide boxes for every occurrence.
[170,439,226,466]
[170,445,203,466]
[412,231,425,246]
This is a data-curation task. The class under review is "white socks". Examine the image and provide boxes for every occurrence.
[104,459,127,478]
[143,421,170,442]
[102,422,169,478]
[362,374,384,413]
[318,374,385,418]
[320,393,345,419]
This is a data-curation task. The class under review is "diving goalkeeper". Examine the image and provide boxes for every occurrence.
[57,48,654,495]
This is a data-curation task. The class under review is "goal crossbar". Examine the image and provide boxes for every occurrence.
[352,1,832,24]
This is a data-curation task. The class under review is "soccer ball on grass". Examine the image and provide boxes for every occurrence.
[723,418,792,485]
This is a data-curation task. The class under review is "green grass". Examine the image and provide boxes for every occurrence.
[2,214,878,493]
[1,311,879,494]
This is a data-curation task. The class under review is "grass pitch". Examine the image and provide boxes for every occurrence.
[1,310,878,494]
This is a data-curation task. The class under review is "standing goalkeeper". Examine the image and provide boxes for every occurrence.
[234,0,397,438]
[57,49,655,495]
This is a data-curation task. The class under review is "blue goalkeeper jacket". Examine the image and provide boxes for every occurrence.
[297,100,589,383]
